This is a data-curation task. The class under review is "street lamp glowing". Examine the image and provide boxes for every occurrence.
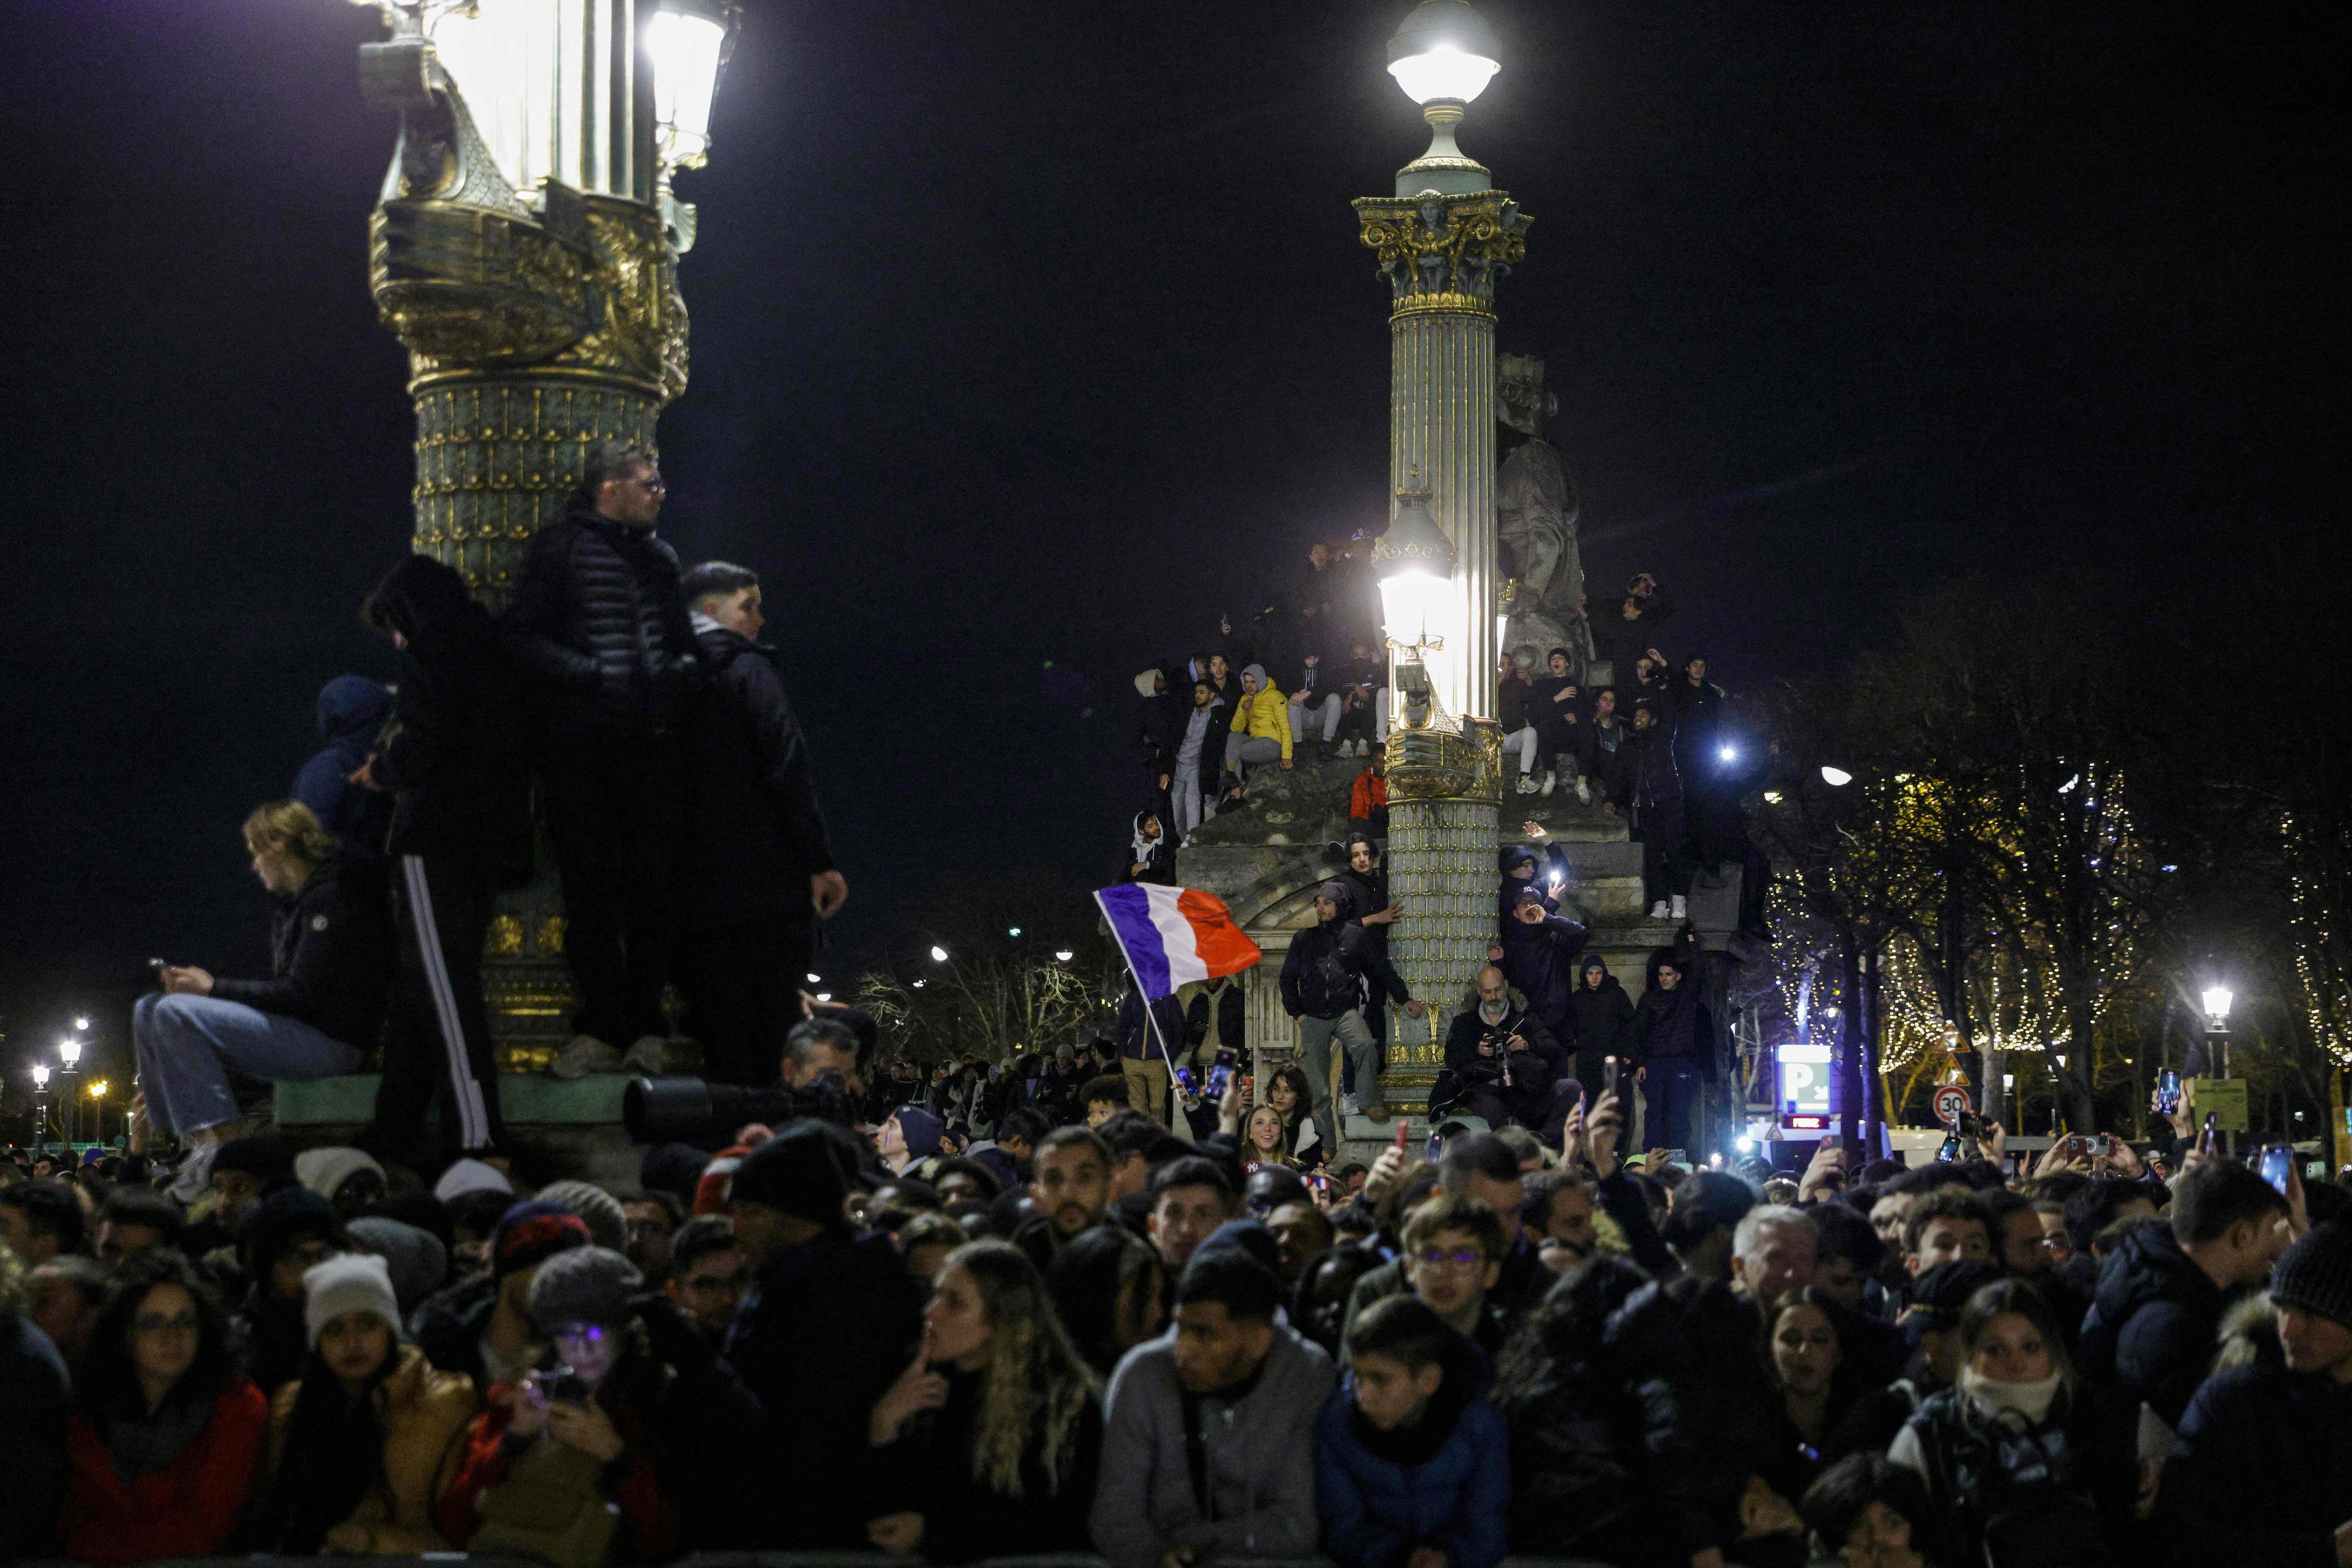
[73,1016,90,1031]
[2201,986,2233,1025]
[1008,927,1022,937]
[90,1081,108,1099]
[1820,766,1853,787]
[1055,950,1075,963]
[32,1064,49,1089]
[58,1038,82,1067]
[646,0,735,169]
[806,973,821,984]
[929,945,949,964]
[1717,744,1738,764]
[1386,1,1502,104]
[1374,481,1459,721]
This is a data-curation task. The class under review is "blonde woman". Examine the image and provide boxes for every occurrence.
[1244,1103,1301,1170]
[132,801,393,1198]
[864,1240,1102,1561]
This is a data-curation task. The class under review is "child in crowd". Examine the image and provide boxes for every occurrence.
[1316,1295,1510,1568]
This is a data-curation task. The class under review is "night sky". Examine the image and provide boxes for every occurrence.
[1,1,2336,1090]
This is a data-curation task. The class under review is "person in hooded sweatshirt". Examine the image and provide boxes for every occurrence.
[725,1121,926,1550]
[672,561,846,1085]
[1563,954,1635,1109]
[502,438,703,1079]
[1495,824,1572,934]
[1316,1295,1510,1568]
[292,674,394,861]
[1492,887,1589,1061]
[354,553,533,1164]
[1123,809,1178,885]
[1222,662,1294,800]
[1172,678,1227,841]
[1283,883,1424,1147]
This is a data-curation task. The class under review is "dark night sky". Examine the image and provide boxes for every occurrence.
[0,1,2338,1087]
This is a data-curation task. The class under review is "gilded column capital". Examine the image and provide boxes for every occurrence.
[1384,718,1504,807]
[1352,190,1532,319]
[362,38,688,402]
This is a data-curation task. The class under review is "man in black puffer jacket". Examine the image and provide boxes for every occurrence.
[504,440,703,1072]
[674,561,845,1085]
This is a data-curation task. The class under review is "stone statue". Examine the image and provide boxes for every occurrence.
[1496,354,1592,672]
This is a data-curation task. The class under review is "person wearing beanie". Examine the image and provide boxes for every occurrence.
[207,1135,297,1225]
[411,1201,590,1393]
[2161,1220,2352,1564]
[350,1216,452,1315]
[878,1105,946,1175]
[537,1178,630,1252]
[724,1122,924,1550]
[432,1156,513,1204]
[294,1145,388,1220]
[440,1245,763,1561]
[251,1253,479,1554]
[231,1188,355,1395]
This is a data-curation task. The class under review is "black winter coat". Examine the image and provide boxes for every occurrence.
[1496,912,1589,1030]
[2159,1361,2352,1568]
[405,1273,499,1390]
[1137,679,1188,781]
[1632,982,1711,1069]
[2076,1221,2227,1429]
[501,500,701,743]
[0,1315,71,1563]
[1565,974,1636,1059]
[1502,1360,1650,1565]
[684,626,836,929]
[862,1367,1103,1563]
[368,558,533,885]
[725,1231,925,1550]
[1443,1004,1558,1126]
[1604,1275,1782,1563]
[1624,726,1682,808]
[1281,916,1409,1019]
[1184,977,1247,1054]
[211,853,393,1048]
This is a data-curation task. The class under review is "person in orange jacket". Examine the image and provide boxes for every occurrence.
[1350,753,1389,837]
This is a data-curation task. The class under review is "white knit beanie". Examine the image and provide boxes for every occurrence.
[434,1157,514,1203]
[303,1252,404,1348]
[295,1146,386,1202]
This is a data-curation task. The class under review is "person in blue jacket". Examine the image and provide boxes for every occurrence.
[291,675,392,860]
[1316,1295,1510,1568]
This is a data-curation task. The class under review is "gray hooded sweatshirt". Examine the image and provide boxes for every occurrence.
[1090,1321,1337,1568]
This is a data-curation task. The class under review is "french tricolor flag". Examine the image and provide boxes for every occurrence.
[1094,883,1263,1002]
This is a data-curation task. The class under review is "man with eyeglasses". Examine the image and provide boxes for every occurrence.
[663,1215,751,1339]
[505,438,704,1082]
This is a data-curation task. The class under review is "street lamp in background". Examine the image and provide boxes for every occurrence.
[32,1064,51,1147]
[88,1081,110,1146]
[58,1035,83,1144]
[1353,1,1529,1097]
[2200,983,2233,1078]
[1820,766,1853,787]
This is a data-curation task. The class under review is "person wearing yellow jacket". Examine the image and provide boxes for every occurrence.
[1221,663,1295,799]
[250,1253,479,1554]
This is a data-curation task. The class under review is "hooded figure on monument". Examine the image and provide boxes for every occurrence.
[1496,354,1591,674]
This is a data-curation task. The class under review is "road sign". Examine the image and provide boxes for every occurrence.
[1931,1083,1975,1126]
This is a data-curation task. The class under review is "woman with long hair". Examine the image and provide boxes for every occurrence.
[58,1250,269,1566]
[251,1253,479,1553]
[1265,1062,1316,1157]
[1889,1278,2136,1564]
[865,1239,1104,1561]
[1756,1287,1862,1520]
[1244,1103,1300,1170]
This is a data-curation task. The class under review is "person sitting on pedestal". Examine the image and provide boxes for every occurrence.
[1221,664,1294,802]
[134,801,392,1203]
[1437,967,1559,1132]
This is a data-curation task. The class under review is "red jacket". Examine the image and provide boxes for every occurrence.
[60,1377,269,1566]
[1351,767,1389,820]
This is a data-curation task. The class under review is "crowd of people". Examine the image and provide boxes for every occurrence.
[128,440,848,1201]
[1124,544,1769,938]
[6,1039,2345,1568]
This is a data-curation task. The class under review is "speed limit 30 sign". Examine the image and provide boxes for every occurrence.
[1932,1084,1975,1125]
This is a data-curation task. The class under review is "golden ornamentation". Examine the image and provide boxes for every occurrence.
[485,915,525,957]
[1353,190,1531,318]
[1385,717,1504,807]
[536,916,568,956]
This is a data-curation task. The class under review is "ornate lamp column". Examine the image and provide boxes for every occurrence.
[1358,1,1527,1074]
[353,0,735,602]
[350,0,736,1056]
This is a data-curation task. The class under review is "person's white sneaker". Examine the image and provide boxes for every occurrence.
[1671,895,1688,920]
[1338,1093,1359,1118]
[620,1035,670,1075]
[1575,776,1592,805]
[547,1033,625,1079]
[1516,776,1540,795]
[1540,772,1557,797]
[1649,901,1671,919]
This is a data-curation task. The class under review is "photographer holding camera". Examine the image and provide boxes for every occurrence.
[1435,967,1559,1132]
